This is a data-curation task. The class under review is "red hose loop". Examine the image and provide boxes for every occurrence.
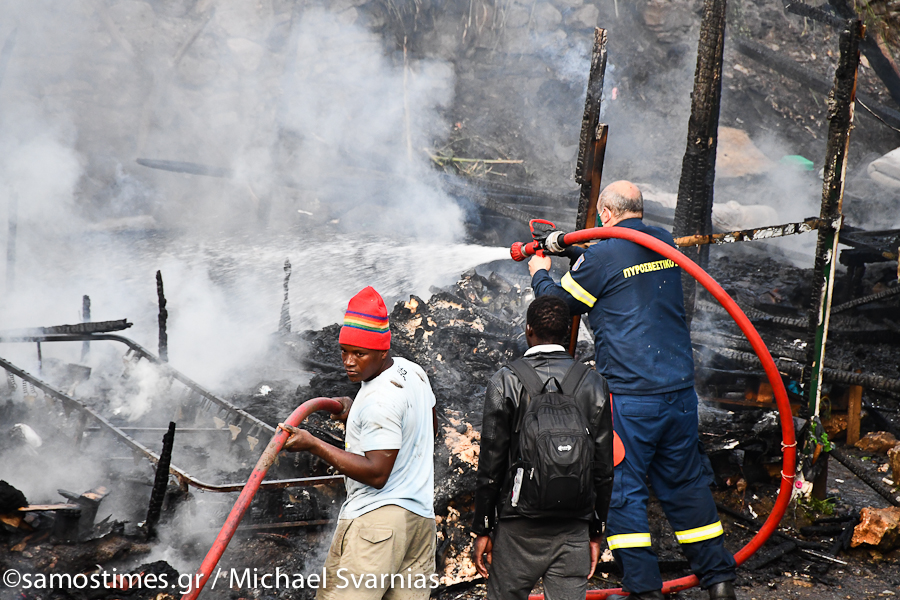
[182,397,344,600]
[517,227,796,599]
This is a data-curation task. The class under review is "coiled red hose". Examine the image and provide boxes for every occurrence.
[181,397,343,600]
[514,228,797,599]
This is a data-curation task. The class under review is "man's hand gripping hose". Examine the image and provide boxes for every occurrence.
[511,227,797,599]
[181,397,343,600]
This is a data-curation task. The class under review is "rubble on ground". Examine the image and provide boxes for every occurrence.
[855,431,900,454]
[852,506,900,550]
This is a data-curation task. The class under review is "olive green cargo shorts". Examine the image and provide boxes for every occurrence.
[318,504,437,600]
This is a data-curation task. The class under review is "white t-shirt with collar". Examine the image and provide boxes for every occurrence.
[339,356,436,520]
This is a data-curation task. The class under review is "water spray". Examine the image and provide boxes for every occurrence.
[512,221,797,598]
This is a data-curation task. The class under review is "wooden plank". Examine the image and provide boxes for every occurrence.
[846,384,863,446]
[18,504,81,512]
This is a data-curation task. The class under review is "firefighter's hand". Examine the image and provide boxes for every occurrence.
[588,535,603,580]
[528,254,552,276]
[531,220,557,246]
[473,534,493,579]
[330,396,353,421]
[278,423,317,452]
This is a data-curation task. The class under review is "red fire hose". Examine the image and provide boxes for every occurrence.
[513,228,797,599]
[181,397,343,600]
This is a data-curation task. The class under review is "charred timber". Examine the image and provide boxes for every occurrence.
[572,28,609,355]
[145,422,176,538]
[829,446,900,506]
[716,502,830,551]
[675,0,727,319]
[782,1,848,29]
[703,346,900,393]
[831,284,900,314]
[691,330,854,371]
[804,21,862,416]
[734,37,900,130]
[674,217,833,248]
[157,270,168,362]
[575,28,608,232]
[0,319,132,338]
[742,540,798,570]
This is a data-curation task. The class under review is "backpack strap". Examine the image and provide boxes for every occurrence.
[559,360,591,397]
[507,358,548,399]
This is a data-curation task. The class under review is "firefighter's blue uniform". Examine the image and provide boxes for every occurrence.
[532,218,735,594]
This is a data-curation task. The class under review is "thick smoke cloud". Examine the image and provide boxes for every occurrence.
[0,0,477,392]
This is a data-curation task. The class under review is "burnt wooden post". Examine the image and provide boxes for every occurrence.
[157,270,168,362]
[805,21,863,500]
[575,28,609,234]
[279,258,292,334]
[570,28,609,356]
[846,385,863,446]
[145,421,176,538]
[81,295,91,362]
[805,22,863,418]
[674,0,727,322]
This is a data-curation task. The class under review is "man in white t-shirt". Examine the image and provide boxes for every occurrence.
[280,286,438,600]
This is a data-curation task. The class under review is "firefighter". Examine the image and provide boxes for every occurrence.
[529,181,737,600]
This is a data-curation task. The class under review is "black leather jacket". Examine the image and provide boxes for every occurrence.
[472,349,614,537]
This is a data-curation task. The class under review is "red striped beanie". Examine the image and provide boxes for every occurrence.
[339,286,391,350]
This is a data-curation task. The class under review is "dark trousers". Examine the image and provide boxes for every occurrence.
[486,517,589,600]
[606,387,736,594]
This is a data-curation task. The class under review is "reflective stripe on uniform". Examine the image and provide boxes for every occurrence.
[674,521,724,544]
[607,533,652,550]
[561,272,597,308]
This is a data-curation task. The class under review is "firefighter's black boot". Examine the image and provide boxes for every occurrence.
[707,581,736,600]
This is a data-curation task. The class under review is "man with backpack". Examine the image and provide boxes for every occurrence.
[471,295,614,600]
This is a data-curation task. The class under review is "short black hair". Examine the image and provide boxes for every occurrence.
[526,295,571,345]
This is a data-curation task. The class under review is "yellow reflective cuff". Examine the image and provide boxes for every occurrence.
[675,521,724,544]
[561,272,597,308]
[606,533,652,550]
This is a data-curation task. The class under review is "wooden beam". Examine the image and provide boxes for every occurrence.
[569,28,609,357]
[674,0,727,321]
[805,21,864,417]
[845,384,863,446]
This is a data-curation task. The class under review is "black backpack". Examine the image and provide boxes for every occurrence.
[505,358,595,517]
